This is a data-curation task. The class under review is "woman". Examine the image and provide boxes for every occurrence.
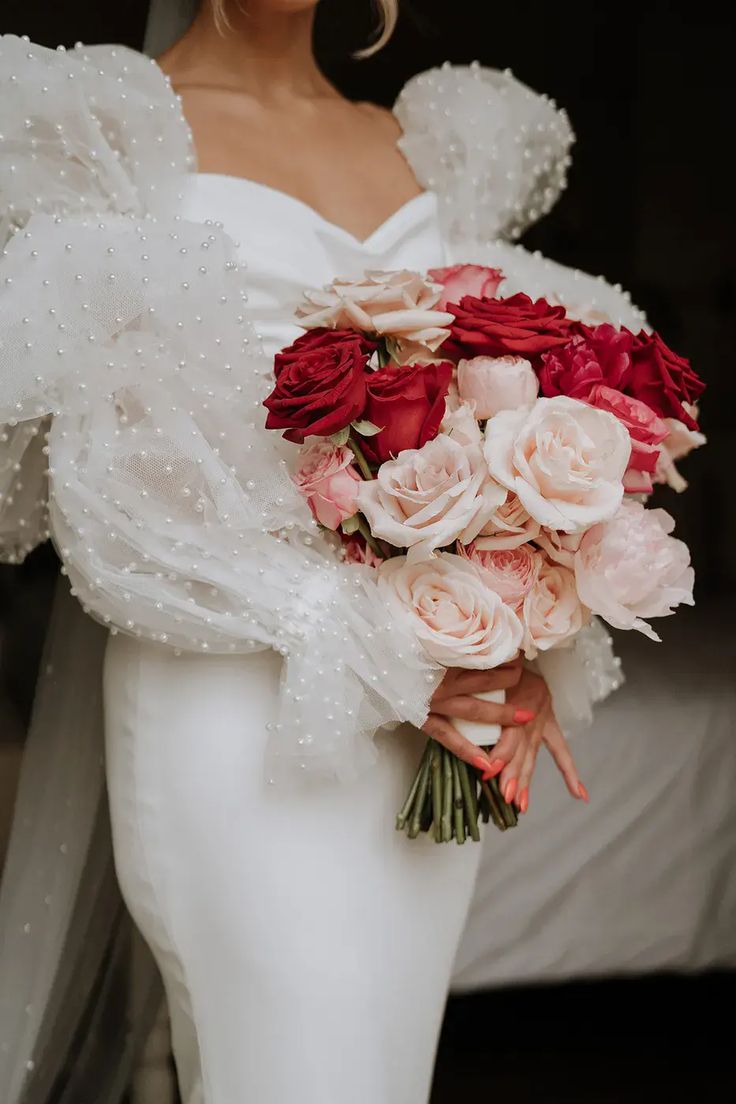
[0,2,638,1101]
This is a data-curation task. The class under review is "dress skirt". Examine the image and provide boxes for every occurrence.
[103,634,482,1104]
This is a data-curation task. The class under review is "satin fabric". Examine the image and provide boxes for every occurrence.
[103,176,483,1104]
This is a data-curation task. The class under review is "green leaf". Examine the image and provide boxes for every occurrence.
[351,419,382,437]
[341,514,360,535]
[329,426,350,447]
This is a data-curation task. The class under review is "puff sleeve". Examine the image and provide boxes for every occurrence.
[0,36,442,781]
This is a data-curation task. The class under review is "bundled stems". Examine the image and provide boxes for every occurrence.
[397,737,519,843]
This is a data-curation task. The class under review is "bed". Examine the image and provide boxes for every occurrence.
[452,599,736,989]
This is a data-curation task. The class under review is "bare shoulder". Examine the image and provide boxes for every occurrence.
[354,100,403,140]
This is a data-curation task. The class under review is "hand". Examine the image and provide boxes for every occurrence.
[422,659,531,775]
[499,668,588,814]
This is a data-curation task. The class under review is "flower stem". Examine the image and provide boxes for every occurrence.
[408,748,432,839]
[396,741,429,831]
[348,434,374,480]
[457,759,481,842]
[451,755,466,844]
[441,748,453,842]
[431,743,443,843]
[356,516,384,560]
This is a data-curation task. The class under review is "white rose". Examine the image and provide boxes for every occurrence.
[296,268,453,353]
[376,553,523,668]
[358,434,505,561]
[484,395,631,533]
[522,559,588,659]
[472,492,541,551]
[440,400,483,447]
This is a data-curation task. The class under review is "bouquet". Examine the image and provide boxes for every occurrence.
[263,265,705,842]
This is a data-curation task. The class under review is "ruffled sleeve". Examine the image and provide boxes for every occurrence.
[394,61,574,245]
[0,37,442,780]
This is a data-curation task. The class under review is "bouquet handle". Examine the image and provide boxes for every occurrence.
[452,689,505,747]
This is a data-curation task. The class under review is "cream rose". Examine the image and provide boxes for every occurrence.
[574,499,694,641]
[522,559,587,658]
[484,395,631,533]
[472,492,541,551]
[295,269,453,353]
[440,400,483,447]
[357,434,505,561]
[457,355,538,419]
[459,543,542,611]
[654,409,706,493]
[292,441,361,530]
[534,527,583,569]
[376,553,523,668]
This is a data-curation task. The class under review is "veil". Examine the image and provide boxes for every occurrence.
[0,6,197,1102]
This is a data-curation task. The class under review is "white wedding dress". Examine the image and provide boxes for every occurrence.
[0,36,640,1104]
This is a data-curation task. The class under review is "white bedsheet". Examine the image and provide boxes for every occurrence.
[452,601,736,990]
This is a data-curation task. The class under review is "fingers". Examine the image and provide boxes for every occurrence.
[498,736,529,805]
[431,694,534,729]
[435,664,523,699]
[543,717,586,801]
[421,714,494,772]
[516,741,540,813]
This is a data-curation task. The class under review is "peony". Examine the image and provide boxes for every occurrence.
[654,409,706,493]
[538,324,632,399]
[628,331,705,429]
[574,499,694,640]
[443,292,576,363]
[264,329,371,443]
[428,263,504,310]
[534,527,583,569]
[440,400,483,448]
[293,441,361,530]
[295,269,453,353]
[357,434,505,561]
[358,360,452,465]
[459,543,541,611]
[376,553,523,668]
[483,395,631,533]
[522,559,587,658]
[472,492,541,551]
[585,384,668,494]
[457,355,538,419]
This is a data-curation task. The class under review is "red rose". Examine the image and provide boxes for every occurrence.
[627,331,705,430]
[428,264,504,310]
[443,293,576,362]
[359,361,453,465]
[264,329,373,443]
[539,324,633,399]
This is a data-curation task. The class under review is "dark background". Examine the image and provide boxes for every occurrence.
[1,2,735,1103]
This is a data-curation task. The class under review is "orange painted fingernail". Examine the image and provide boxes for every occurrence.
[482,758,505,780]
[472,755,491,773]
[519,787,529,814]
[578,781,590,803]
[503,778,517,804]
[513,709,535,724]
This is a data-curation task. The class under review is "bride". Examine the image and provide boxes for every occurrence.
[0,2,641,1101]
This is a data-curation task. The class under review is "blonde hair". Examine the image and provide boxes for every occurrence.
[209,1,399,58]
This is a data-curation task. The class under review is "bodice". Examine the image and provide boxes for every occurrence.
[177,176,445,358]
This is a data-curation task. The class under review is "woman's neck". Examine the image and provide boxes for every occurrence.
[159,3,332,104]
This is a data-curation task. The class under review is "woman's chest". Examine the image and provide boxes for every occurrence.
[175,173,448,357]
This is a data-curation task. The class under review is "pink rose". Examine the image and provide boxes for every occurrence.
[428,264,504,311]
[483,396,631,533]
[522,559,587,658]
[472,492,541,551]
[574,500,694,640]
[376,552,523,668]
[293,441,361,530]
[457,355,539,420]
[459,543,542,610]
[534,527,583,569]
[343,536,383,569]
[585,384,668,494]
[357,435,506,561]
